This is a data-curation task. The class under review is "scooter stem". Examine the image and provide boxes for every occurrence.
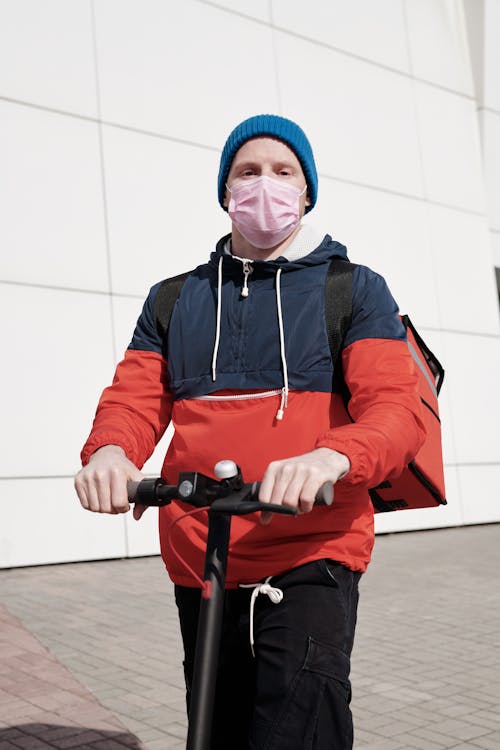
[186,510,231,750]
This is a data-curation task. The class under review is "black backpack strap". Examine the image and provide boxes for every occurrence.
[325,259,356,374]
[153,270,192,340]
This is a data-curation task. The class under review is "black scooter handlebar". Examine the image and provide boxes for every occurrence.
[127,475,334,512]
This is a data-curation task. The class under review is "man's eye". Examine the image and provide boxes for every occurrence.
[242,169,256,177]
[279,169,291,176]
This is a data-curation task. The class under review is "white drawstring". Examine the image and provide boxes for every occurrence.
[212,260,289,417]
[211,256,223,381]
[275,268,289,420]
[239,577,284,657]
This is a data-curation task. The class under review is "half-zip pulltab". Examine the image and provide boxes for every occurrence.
[241,261,253,298]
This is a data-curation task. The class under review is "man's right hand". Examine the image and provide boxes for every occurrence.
[74,445,147,519]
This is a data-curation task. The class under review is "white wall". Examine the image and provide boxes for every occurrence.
[1,0,499,567]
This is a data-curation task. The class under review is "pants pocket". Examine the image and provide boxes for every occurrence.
[259,637,353,750]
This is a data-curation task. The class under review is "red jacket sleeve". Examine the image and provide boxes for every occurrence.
[316,338,426,488]
[80,349,172,468]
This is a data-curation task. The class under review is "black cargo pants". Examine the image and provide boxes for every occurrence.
[175,559,361,749]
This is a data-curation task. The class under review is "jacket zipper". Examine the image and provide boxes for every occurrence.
[241,261,253,298]
[194,389,282,401]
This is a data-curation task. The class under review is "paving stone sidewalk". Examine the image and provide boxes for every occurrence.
[0,605,145,749]
[1,523,499,749]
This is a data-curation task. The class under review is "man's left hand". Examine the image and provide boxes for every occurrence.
[258,447,350,525]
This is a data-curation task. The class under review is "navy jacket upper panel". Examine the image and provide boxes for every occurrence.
[344,266,406,348]
[128,281,163,354]
[127,234,406,400]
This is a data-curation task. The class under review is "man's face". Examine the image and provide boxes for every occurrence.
[223,136,311,215]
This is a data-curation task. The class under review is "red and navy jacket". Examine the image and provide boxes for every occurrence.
[81,234,425,586]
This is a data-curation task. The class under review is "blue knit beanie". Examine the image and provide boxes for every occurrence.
[218,114,318,213]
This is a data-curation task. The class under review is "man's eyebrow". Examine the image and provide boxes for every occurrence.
[231,160,259,170]
[232,159,297,170]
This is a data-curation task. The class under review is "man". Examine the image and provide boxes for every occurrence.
[75,114,425,749]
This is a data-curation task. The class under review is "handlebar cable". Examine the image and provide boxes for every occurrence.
[166,506,212,597]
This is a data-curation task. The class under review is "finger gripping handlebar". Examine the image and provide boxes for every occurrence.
[250,481,333,507]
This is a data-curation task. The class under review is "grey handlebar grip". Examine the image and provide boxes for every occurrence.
[127,480,141,501]
[127,478,166,503]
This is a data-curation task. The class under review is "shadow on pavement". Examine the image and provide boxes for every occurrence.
[0,723,144,749]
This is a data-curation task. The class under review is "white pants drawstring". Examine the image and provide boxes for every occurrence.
[239,577,284,657]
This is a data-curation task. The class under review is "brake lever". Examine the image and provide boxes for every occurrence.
[210,492,298,516]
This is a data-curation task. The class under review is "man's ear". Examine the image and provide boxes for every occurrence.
[305,193,311,207]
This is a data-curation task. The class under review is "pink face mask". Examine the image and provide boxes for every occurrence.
[227,175,307,249]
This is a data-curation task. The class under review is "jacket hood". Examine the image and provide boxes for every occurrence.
[208,232,349,274]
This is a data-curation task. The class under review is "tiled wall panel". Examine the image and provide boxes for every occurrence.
[440,332,500,465]
[492,232,500,266]
[458,464,500,524]
[0,478,126,567]
[304,180,441,329]
[415,83,486,212]
[484,0,500,111]
[125,507,161,558]
[481,110,500,231]
[427,204,500,334]
[94,0,278,146]
[0,0,97,116]
[102,125,228,297]
[200,0,270,22]
[0,284,115,478]
[275,31,424,198]
[405,0,474,94]
[1,102,109,291]
[272,0,410,72]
